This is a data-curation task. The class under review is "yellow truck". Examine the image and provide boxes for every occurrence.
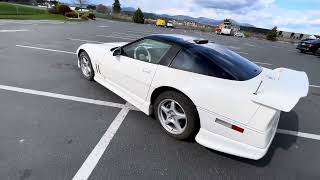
[156,19,166,27]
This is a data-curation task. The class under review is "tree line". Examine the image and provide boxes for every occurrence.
[96,0,144,24]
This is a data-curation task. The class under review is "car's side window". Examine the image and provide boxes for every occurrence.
[122,39,172,64]
[170,49,235,80]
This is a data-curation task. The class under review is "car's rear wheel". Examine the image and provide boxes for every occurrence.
[154,91,200,140]
[79,51,94,81]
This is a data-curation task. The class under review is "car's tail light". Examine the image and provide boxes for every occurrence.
[215,119,244,133]
[231,125,244,133]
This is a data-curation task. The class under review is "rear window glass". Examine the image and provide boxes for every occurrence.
[171,49,235,80]
[185,43,262,81]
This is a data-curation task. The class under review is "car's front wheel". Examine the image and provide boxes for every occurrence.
[154,91,200,140]
[79,51,94,81]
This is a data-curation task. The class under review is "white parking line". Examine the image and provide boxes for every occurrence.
[237,51,249,55]
[0,84,127,109]
[127,30,154,35]
[67,38,105,43]
[277,129,320,141]
[16,45,76,54]
[253,61,273,66]
[97,25,109,28]
[227,46,241,50]
[96,35,136,40]
[1,82,320,178]
[72,103,131,180]
[310,85,320,88]
[245,43,255,47]
[0,29,29,32]
[111,32,143,37]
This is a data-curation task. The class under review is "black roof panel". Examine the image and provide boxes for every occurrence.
[145,34,204,47]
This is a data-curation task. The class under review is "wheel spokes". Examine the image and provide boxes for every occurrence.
[172,120,182,132]
[170,101,175,111]
[161,104,170,114]
[175,111,186,120]
[158,99,188,135]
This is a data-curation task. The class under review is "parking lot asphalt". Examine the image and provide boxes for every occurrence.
[0,19,320,180]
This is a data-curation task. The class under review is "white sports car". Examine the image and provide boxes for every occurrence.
[76,34,309,160]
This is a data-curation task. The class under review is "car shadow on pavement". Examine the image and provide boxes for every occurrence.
[206,111,299,167]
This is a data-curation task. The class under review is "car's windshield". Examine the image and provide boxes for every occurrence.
[188,43,262,81]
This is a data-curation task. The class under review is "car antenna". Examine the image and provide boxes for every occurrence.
[253,80,263,95]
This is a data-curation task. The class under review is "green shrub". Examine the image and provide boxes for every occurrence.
[48,7,59,14]
[266,26,278,41]
[244,32,251,38]
[79,12,96,20]
[81,15,89,20]
[88,13,96,20]
[132,8,144,24]
[65,11,78,18]
[56,4,71,15]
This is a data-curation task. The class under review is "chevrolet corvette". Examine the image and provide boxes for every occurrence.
[76,34,309,160]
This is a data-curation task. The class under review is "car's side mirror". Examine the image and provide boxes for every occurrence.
[113,47,122,56]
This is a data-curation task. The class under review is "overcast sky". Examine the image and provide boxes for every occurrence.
[67,0,320,35]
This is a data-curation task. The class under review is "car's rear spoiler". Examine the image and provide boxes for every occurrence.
[252,68,309,112]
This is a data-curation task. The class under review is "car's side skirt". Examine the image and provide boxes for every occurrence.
[94,75,151,115]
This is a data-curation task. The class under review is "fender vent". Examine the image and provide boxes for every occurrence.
[95,64,101,74]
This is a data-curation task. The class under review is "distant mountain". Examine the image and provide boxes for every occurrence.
[119,7,254,27]
[122,7,136,12]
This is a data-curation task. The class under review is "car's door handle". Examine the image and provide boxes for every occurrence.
[142,68,151,74]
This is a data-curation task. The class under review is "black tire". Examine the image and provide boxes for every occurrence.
[79,51,94,81]
[154,91,200,140]
[300,49,305,53]
[312,49,318,55]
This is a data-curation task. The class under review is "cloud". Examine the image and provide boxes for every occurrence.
[310,19,320,26]
[195,0,273,11]
[104,0,319,34]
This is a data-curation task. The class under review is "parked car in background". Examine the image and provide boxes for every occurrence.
[301,35,318,42]
[156,19,166,27]
[296,39,320,54]
[234,32,245,38]
[166,20,174,28]
[220,25,232,35]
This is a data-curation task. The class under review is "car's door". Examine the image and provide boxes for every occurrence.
[101,38,173,103]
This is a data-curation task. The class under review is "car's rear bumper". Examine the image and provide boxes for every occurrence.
[195,127,276,160]
[195,107,280,160]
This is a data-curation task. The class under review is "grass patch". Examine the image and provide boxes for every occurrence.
[0,2,46,15]
[0,14,67,20]
[95,13,132,22]
[0,2,91,21]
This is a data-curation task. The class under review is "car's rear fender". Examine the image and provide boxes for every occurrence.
[149,65,261,125]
